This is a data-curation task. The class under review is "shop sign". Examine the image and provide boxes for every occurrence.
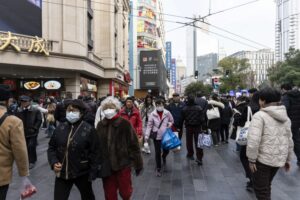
[23,81,41,90]
[0,31,49,56]
[44,80,61,90]
[19,79,63,91]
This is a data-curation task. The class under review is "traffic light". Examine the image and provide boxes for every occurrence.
[194,70,198,79]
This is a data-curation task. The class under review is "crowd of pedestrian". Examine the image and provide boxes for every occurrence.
[0,83,299,200]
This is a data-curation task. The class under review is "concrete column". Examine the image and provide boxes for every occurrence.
[98,79,111,98]
[64,73,81,99]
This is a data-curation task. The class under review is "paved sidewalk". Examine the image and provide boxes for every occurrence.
[6,132,300,200]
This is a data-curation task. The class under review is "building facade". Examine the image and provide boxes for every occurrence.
[134,0,168,97]
[0,0,130,99]
[275,0,300,61]
[196,53,218,82]
[175,58,186,94]
[230,49,275,87]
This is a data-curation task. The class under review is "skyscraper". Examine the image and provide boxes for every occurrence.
[275,0,300,61]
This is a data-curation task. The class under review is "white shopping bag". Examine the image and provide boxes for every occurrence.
[172,132,181,152]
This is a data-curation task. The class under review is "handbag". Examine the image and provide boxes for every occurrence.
[229,109,241,139]
[161,128,181,150]
[197,131,213,148]
[206,105,220,120]
[150,117,166,139]
[236,106,253,146]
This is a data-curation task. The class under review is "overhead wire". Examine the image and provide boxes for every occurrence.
[166,0,261,32]
[42,0,267,50]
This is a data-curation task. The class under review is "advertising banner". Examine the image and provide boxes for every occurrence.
[166,42,172,70]
[140,50,160,89]
[0,0,42,36]
[171,59,176,88]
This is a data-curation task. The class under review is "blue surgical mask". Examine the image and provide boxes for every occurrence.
[66,111,80,124]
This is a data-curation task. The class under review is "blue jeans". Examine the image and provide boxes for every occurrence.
[46,124,56,137]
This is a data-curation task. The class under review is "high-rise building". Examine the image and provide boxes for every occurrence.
[134,0,168,97]
[196,53,218,82]
[175,58,186,94]
[230,49,275,87]
[275,0,300,61]
[186,25,196,77]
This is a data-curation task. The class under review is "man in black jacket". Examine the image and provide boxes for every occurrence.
[182,95,205,165]
[281,84,300,165]
[16,95,42,169]
[166,93,185,139]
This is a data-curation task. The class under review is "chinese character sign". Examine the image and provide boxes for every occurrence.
[171,58,176,88]
[166,42,172,69]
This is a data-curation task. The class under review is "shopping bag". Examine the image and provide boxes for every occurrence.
[236,106,253,146]
[172,132,181,152]
[197,132,213,148]
[206,106,220,120]
[161,128,181,150]
[20,177,37,199]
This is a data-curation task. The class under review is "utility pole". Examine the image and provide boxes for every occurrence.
[193,16,197,80]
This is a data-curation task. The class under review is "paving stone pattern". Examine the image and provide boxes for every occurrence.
[6,131,300,200]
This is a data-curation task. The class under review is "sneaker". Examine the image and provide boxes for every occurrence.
[186,155,195,160]
[196,159,203,166]
[156,169,162,177]
[214,144,219,147]
[29,163,35,169]
[145,149,151,154]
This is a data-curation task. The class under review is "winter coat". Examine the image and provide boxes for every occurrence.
[120,107,143,136]
[221,102,233,125]
[282,89,300,127]
[167,102,185,129]
[47,120,100,180]
[145,109,174,140]
[195,97,208,113]
[207,100,225,131]
[0,106,29,186]
[233,101,249,127]
[16,106,42,138]
[246,105,294,167]
[96,117,143,177]
[140,104,155,128]
[182,103,205,127]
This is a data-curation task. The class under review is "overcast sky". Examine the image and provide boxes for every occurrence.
[162,0,276,69]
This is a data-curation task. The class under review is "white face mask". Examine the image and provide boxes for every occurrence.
[103,109,117,119]
[156,106,164,112]
[66,111,81,124]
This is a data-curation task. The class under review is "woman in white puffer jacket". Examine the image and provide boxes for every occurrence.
[246,87,294,200]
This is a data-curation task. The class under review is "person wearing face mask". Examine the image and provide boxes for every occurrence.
[140,95,156,154]
[120,97,143,145]
[16,95,42,170]
[0,86,29,200]
[47,99,100,200]
[96,96,143,200]
[145,97,174,177]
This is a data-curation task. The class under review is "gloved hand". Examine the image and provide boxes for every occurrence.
[167,122,172,128]
[135,168,143,176]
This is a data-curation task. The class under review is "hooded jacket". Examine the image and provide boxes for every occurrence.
[246,105,294,167]
[145,109,174,140]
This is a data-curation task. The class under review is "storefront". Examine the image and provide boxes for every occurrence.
[0,78,65,100]
[109,80,129,98]
[80,76,98,98]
